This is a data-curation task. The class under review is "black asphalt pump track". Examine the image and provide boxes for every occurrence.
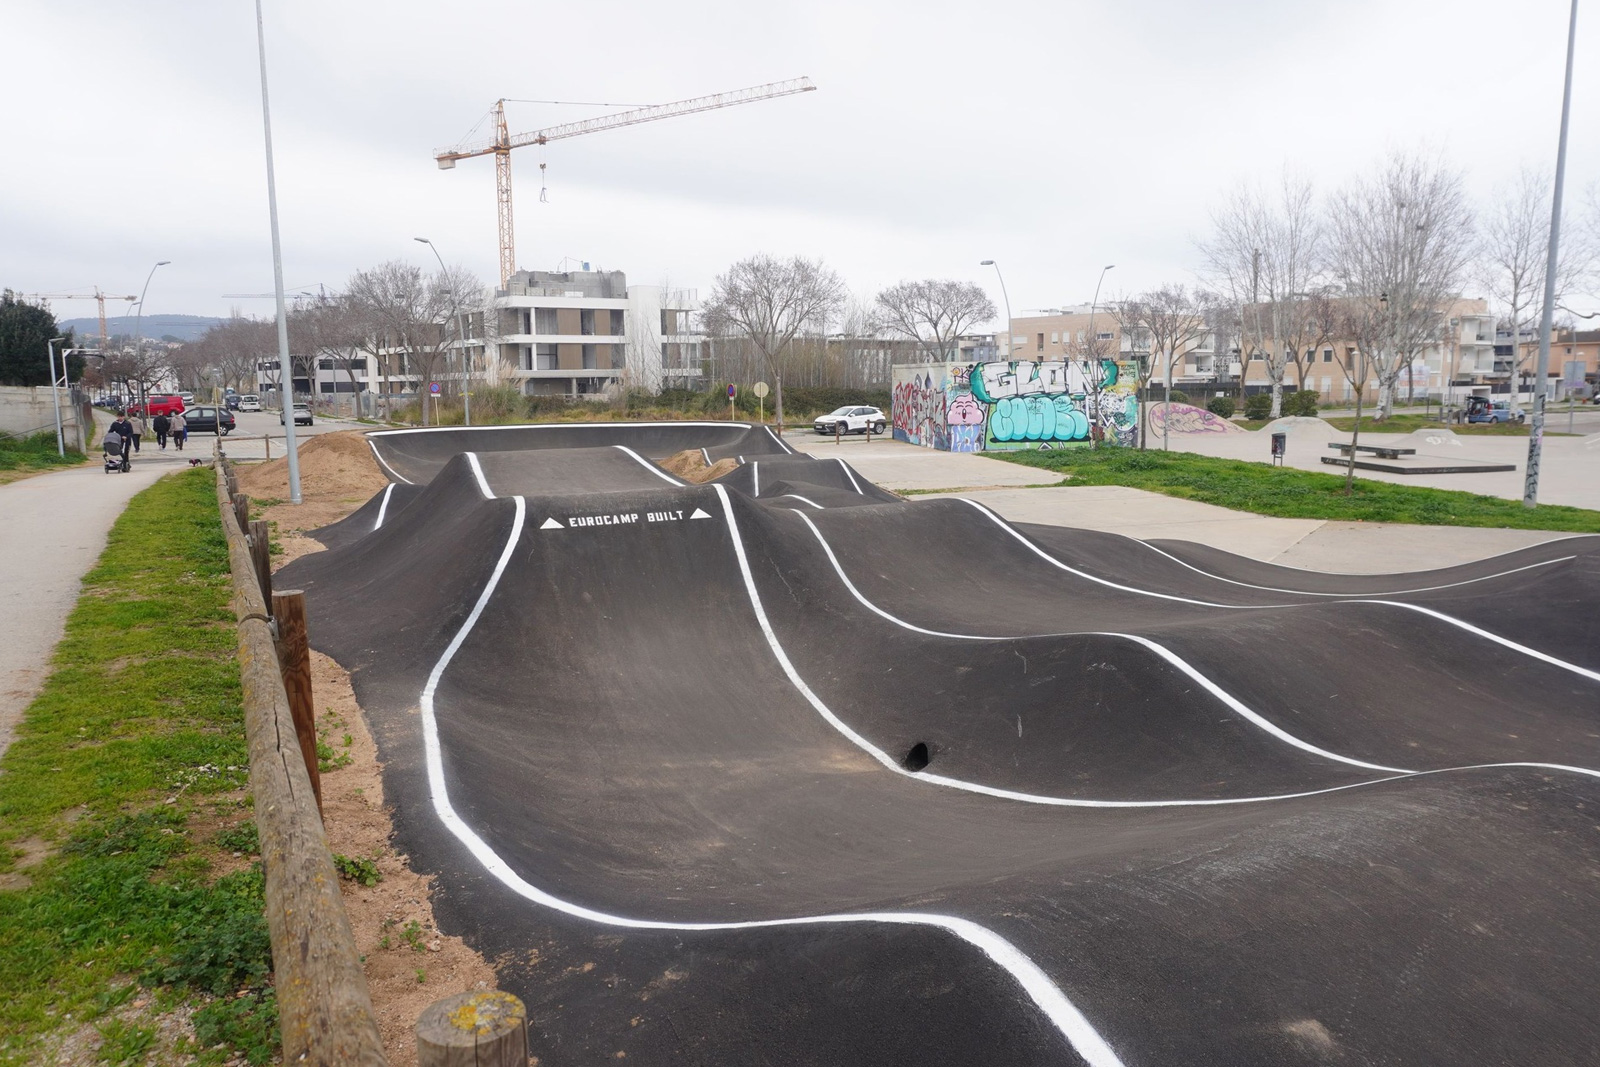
[279,427,1600,1067]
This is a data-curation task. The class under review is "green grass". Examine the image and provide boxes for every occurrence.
[0,467,277,1067]
[0,431,85,481]
[1233,413,1555,436]
[989,445,1600,532]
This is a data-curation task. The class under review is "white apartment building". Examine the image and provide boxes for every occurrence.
[493,270,703,397]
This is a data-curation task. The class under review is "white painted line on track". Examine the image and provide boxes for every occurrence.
[752,462,760,497]
[779,495,825,510]
[465,452,496,499]
[418,491,1128,1067]
[790,511,1407,775]
[1135,540,1574,598]
[837,459,865,495]
[367,438,413,484]
[766,425,796,454]
[612,445,686,486]
[373,483,396,531]
[958,498,1600,683]
[369,420,751,436]
[701,448,712,465]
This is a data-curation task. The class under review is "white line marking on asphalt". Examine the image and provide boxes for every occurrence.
[373,484,396,531]
[766,425,796,454]
[701,448,712,465]
[752,462,760,497]
[837,459,864,495]
[779,495,825,510]
[418,491,1128,1067]
[367,438,413,484]
[465,452,495,499]
[1135,540,1574,598]
[959,498,1600,683]
[612,445,685,486]
[790,511,1406,775]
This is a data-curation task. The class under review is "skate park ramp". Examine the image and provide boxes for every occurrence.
[278,423,1600,1066]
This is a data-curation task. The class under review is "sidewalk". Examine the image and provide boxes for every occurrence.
[779,430,1578,573]
[0,448,190,762]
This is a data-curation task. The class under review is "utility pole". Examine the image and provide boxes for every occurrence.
[1524,0,1578,508]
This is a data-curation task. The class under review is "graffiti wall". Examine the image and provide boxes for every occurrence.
[891,360,1139,452]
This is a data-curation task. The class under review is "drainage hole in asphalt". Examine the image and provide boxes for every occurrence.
[903,742,930,772]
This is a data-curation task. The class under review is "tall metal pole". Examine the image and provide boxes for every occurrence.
[980,260,1012,357]
[415,237,470,426]
[132,261,169,417]
[255,0,301,504]
[48,337,66,457]
[1523,0,1579,508]
[1085,265,1115,448]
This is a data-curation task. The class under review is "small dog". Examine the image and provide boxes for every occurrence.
[188,458,205,468]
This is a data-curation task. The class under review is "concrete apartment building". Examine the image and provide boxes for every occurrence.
[493,269,702,396]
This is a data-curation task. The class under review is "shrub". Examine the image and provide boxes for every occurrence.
[1206,396,1235,418]
[1244,393,1273,420]
[1283,390,1320,417]
[1167,390,1190,406]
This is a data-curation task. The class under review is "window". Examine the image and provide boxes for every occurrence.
[610,344,626,370]
[1322,348,1333,363]
[610,309,625,336]
[580,309,596,336]
[582,344,597,370]
[1050,331,1059,344]
[1036,333,1045,352]
[535,344,557,370]
[1096,331,1113,342]
[534,308,558,335]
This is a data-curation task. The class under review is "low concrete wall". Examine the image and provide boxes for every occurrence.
[0,386,93,450]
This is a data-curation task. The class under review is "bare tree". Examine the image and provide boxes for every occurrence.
[1479,167,1596,393]
[347,261,481,425]
[873,279,995,363]
[1332,297,1387,494]
[1199,171,1324,417]
[1328,152,1475,420]
[701,255,847,430]
[1116,285,1215,449]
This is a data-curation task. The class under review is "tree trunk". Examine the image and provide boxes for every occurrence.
[773,371,785,431]
[1376,378,1392,421]
[1269,377,1284,418]
[1345,389,1363,496]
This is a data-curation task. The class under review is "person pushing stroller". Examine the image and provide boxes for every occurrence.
[103,415,132,473]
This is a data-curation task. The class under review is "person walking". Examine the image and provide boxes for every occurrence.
[152,411,171,450]
[132,412,147,453]
[170,411,187,451]
[108,411,134,464]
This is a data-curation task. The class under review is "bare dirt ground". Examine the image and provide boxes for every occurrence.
[240,433,502,1065]
[660,448,738,483]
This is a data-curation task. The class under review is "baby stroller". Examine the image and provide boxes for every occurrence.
[102,429,130,473]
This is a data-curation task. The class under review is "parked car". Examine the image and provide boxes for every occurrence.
[183,406,236,436]
[813,405,887,435]
[1463,397,1525,424]
[280,403,313,426]
[178,392,195,406]
[237,394,262,412]
[129,394,185,417]
[224,392,241,410]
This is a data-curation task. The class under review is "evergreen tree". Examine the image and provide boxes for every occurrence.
[0,291,79,386]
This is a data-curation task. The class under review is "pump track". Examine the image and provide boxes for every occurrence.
[277,422,1600,1066]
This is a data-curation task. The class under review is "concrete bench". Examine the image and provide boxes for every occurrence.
[1327,442,1416,460]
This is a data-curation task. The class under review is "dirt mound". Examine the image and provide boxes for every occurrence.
[660,449,740,484]
[236,431,387,501]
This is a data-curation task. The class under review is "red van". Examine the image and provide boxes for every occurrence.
[129,395,185,417]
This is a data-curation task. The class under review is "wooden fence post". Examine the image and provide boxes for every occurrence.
[271,590,322,815]
[248,520,273,604]
[417,991,527,1067]
[233,493,250,533]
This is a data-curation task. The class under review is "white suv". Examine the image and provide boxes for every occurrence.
[237,394,262,412]
[813,406,887,435]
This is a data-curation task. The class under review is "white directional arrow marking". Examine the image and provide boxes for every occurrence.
[540,517,564,530]
[689,508,712,520]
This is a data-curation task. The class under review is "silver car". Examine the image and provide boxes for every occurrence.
[813,405,887,435]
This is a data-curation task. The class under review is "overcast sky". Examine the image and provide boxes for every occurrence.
[4,0,1596,328]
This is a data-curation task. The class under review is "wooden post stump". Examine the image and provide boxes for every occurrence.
[271,590,321,815]
[233,493,250,533]
[416,990,527,1067]
[248,520,273,604]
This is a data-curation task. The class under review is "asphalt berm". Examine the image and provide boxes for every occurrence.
[277,422,1600,1066]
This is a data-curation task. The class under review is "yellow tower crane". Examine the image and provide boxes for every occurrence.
[434,77,816,288]
[21,289,138,349]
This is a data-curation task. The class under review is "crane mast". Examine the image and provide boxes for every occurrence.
[22,289,138,349]
[435,77,816,287]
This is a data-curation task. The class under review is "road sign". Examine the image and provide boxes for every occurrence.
[753,381,769,398]
[430,382,441,395]
[726,383,736,398]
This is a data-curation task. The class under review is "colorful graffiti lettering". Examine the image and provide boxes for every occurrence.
[891,371,948,450]
[1147,402,1245,435]
[889,359,1139,452]
[946,393,984,452]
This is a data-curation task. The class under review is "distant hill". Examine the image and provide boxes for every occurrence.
[58,314,225,343]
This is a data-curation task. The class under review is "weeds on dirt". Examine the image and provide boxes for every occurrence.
[332,853,382,887]
[0,468,278,1067]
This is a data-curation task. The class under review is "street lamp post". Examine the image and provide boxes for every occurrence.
[415,237,470,426]
[131,260,170,415]
[1523,0,1579,509]
[47,336,68,456]
[1085,264,1116,446]
[979,260,1013,357]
